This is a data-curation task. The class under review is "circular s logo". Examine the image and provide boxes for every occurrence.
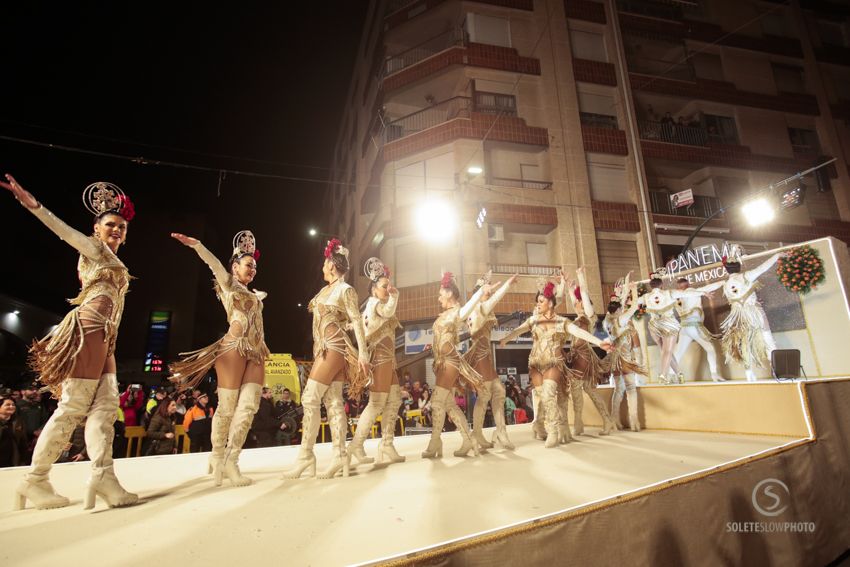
[752,478,790,517]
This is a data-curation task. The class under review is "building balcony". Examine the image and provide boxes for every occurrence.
[382,96,548,161]
[382,38,541,94]
[489,263,560,276]
[649,191,723,218]
[564,0,606,24]
[591,201,641,232]
[384,0,534,31]
[814,44,850,68]
[629,73,820,116]
[488,176,553,191]
[572,58,617,86]
[581,124,629,155]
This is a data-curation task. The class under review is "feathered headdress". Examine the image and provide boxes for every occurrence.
[475,270,492,289]
[324,238,349,259]
[649,266,668,280]
[441,271,455,289]
[83,181,136,221]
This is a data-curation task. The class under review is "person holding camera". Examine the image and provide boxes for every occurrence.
[120,385,145,427]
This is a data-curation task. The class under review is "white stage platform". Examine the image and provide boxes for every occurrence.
[0,424,798,567]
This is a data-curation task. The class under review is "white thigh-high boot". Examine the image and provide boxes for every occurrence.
[221,382,261,487]
[15,378,99,510]
[556,386,573,444]
[375,384,405,465]
[422,386,450,458]
[633,348,647,386]
[471,381,494,450]
[282,379,328,479]
[540,380,561,448]
[446,394,480,457]
[570,379,585,436]
[611,375,625,430]
[489,380,514,450]
[624,374,640,432]
[318,382,350,479]
[348,391,388,466]
[84,373,139,509]
[209,388,238,484]
[531,385,546,440]
[584,380,616,435]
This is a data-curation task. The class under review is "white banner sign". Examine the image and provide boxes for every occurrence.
[666,242,733,284]
[671,188,694,208]
[404,324,434,354]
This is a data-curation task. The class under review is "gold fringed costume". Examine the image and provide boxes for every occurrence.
[462,281,511,368]
[310,279,370,397]
[646,302,680,338]
[603,313,647,377]
[566,314,606,386]
[720,284,770,369]
[169,243,270,389]
[25,206,131,394]
[433,308,484,392]
[361,293,400,394]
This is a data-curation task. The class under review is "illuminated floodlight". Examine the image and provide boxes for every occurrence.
[308,228,318,237]
[741,198,775,227]
[415,199,457,244]
[467,165,484,176]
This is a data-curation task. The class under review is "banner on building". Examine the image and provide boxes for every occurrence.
[405,323,434,354]
[264,353,302,404]
[671,188,694,209]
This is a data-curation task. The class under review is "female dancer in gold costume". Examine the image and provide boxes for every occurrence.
[284,239,369,479]
[500,278,612,448]
[348,257,405,467]
[169,230,269,487]
[604,278,647,431]
[4,175,139,510]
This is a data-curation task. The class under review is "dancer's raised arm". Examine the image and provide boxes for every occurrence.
[499,314,535,347]
[480,274,517,316]
[3,174,101,259]
[745,253,781,281]
[576,267,595,318]
[566,321,613,351]
[171,233,230,289]
[376,284,399,319]
[458,284,488,321]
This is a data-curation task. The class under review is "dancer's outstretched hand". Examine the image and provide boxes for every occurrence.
[359,359,372,378]
[388,284,398,295]
[507,273,519,287]
[171,233,199,247]
[599,339,614,353]
[1,174,39,208]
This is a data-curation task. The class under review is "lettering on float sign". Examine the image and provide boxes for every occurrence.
[666,242,734,284]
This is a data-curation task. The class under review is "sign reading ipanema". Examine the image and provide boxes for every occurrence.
[666,242,734,283]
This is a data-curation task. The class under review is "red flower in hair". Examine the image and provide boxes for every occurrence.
[383,265,391,278]
[573,287,582,301]
[324,238,341,259]
[543,281,555,300]
[253,249,261,261]
[117,195,136,222]
[441,272,454,289]
[721,255,728,266]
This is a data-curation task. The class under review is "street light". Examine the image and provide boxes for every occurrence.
[308,228,317,237]
[415,199,457,244]
[467,165,483,176]
[741,198,775,227]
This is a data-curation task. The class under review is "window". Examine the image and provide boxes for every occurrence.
[597,239,640,285]
[703,114,739,145]
[691,52,724,82]
[570,29,607,62]
[788,128,820,154]
[394,238,459,288]
[587,159,629,203]
[526,242,549,265]
[394,152,455,207]
[578,91,618,128]
[817,20,848,47]
[465,14,511,47]
[772,64,806,94]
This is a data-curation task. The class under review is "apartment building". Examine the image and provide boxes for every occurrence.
[325,0,850,370]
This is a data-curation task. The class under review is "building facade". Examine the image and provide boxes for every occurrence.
[326,0,850,370]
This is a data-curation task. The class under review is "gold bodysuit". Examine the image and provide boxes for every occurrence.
[432,286,486,390]
[566,314,606,386]
[169,242,270,389]
[309,279,369,396]
[463,283,510,368]
[363,292,400,373]
[27,206,131,393]
[603,312,646,377]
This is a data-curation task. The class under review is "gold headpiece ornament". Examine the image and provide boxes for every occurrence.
[364,257,389,282]
[232,230,258,260]
[82,181,135,220]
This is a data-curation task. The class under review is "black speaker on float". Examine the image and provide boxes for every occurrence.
[771,349,806,381]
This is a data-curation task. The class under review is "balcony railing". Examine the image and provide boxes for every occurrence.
[649,191,723,218]
[489,177,553,190]
[580,112,619,129]
[490,263,560,276]
[639,120,708,146]
[384,28,464,75]
[626,54,695,82]
[386,0,417,14]
[617,0,683,20]
[474,91,517,116]
[383,96,472,143]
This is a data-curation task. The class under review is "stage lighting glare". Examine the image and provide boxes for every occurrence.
[741,198,775,227]
[415,200,457,244]
[308,228,317,237]
[467,166,483,176]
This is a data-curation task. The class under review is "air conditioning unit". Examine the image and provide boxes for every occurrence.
[488,224,505,244]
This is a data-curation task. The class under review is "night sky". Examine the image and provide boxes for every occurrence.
[0,3,368,362]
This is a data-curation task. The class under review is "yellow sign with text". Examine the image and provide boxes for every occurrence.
[264,353,302,404]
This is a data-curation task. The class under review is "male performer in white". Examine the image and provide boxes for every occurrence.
[673,277,725,381]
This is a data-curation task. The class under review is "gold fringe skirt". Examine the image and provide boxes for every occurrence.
[720,303,770,369]
[434,349,484,392]
[567,342,606,386]
[602,335,647,377]
[29,305,115,396]
[462,333,492,368]
[313,325,371,400]
[169,334,271,390]
[649,315,681,338]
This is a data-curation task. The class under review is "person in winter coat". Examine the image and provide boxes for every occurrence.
[0,396,29,468]
[147,400,178,455]
[119,385,145,427]
[183,394,214,453]
[251,388,281,448]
